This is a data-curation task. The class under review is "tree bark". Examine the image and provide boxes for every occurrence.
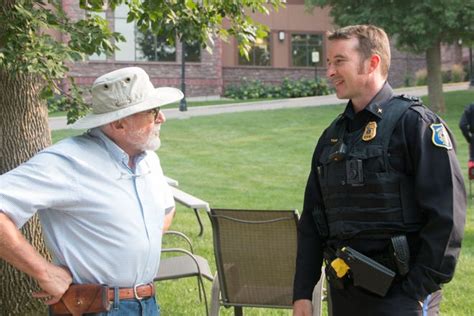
[0,69,52,315]
[426,41,446,113]
[453,40,463,65]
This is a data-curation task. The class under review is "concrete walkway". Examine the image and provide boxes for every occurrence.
[48,82,471,131]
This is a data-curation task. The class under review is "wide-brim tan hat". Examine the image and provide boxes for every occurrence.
[71,67,183,129]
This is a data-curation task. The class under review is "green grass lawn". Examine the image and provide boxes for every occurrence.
[51,89,474,315]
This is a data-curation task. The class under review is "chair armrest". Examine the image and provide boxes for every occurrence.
[157,248,214,281]
[161,247,195,257]
[170,186,210,212]
[164,230,194,253]
[164,175,179,187]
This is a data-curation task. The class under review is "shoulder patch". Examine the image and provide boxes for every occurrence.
[430,123,452,150]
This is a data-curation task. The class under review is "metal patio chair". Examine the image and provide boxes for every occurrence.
[207,208,325,316]
[154,230,213,315]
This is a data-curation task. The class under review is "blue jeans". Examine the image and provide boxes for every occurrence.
[85,296,160,316]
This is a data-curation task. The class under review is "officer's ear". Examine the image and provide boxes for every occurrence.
[368,54,381,74]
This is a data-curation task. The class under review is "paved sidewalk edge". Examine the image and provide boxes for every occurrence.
[48,82,471,130]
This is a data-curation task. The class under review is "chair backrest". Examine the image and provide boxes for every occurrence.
[209,208,299,309]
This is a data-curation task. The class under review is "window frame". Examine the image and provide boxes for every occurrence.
[290,33,324,68]
[113,3,179,63]
[135,29,177,62]
[183,40,201,63]
[237,35,272,67]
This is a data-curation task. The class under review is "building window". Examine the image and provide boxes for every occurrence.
[114,4,176,62]
[291,33,323,67]
[114,4,135,61]
[136,30,176,62]
[183,40,201,62]
[238,36,271,66]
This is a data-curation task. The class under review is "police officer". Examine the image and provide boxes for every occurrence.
[459,102,474,160]
[293,25,466,316]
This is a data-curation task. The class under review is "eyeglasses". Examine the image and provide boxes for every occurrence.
[146,107,161,120]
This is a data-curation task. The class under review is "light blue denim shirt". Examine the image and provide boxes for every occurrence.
[0,128,174,287]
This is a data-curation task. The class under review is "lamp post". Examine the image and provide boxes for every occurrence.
[179,41,188,111]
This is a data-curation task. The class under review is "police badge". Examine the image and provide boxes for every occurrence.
[430,123,452,150]
[362,121,377,141]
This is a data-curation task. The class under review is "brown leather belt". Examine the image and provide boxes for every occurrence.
[107,283,155,301]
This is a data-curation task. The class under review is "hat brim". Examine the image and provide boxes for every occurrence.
[70,87,184,129]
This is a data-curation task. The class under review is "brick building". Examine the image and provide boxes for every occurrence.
[63,0,426,98]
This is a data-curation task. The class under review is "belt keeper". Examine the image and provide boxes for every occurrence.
[113,286,120,310]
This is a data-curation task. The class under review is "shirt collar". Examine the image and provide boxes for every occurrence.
[88,128,147,168]
[340,81,394,122]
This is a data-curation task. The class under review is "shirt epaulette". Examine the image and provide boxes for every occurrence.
[408,102,439,124]
[396,94,422,103]
[394,95,437,123]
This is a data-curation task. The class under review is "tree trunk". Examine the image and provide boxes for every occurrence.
[453,40,463,65]
[426,41,446,113]
[0,69,52,315]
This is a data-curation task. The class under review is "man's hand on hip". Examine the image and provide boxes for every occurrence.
[32,264,72,305]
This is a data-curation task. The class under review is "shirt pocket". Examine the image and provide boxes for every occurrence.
[349,145,385,173]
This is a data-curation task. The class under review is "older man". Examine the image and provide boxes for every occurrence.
[0,67,183,315]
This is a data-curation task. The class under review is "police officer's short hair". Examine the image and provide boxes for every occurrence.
[328,25,391,78]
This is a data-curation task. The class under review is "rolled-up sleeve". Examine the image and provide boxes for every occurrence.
[0,152,77,228]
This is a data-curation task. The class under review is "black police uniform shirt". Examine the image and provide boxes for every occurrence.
[459,103,474,160]
[459,103,474,144]
[293,82,466,302]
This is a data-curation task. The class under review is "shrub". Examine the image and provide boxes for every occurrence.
[415,69,427,86]
[224,77,333,100]
[463,63,470,81]
[404,75,415,87]
[451,64,466,82]
[414,64,466,87]
[441,68,452,83]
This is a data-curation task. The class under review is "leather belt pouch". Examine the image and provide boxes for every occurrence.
[50,284,111,316]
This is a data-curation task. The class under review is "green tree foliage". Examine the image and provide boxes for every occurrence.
[0,0,125,121]
[0,0,284,121]
[305,0,474,112]
[123,0,283,57]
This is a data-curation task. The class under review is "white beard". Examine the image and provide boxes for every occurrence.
[144,129,161,151]
[129,125,161,152]
[142,126,161,151]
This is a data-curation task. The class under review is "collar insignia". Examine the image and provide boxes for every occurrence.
[362,121,377,141]
[430,123,452,150]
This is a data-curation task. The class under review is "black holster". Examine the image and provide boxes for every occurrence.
[323,247,347,290]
